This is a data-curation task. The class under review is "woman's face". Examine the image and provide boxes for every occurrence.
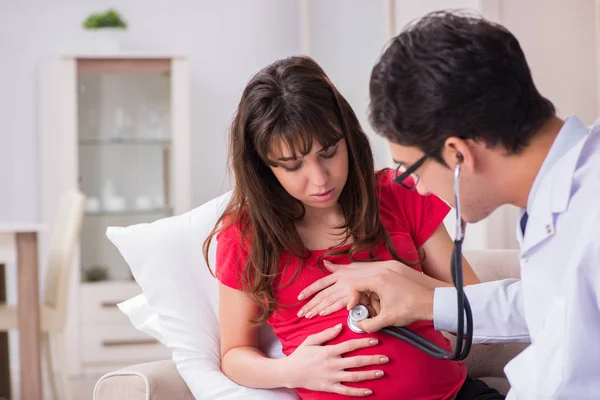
[268,138,349,212]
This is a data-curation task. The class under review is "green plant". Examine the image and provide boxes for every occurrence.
[83,9,128,29]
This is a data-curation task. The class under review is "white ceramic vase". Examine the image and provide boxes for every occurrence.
[84,28,126,54]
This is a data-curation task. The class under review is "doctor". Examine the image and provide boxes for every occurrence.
[317,11,600,400]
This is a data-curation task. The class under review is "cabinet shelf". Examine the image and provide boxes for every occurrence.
[79,137,171,146]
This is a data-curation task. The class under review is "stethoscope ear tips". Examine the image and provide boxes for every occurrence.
[347,305,369,334]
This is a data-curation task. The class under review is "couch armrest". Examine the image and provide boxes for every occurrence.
[464,249,521,282]
[465,342,528,379]
[94,360,194,400]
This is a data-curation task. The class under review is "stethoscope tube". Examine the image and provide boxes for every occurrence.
[347,160,473,360]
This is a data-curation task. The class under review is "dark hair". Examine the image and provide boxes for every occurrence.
[369,10,555,161]
[204,56,410,323]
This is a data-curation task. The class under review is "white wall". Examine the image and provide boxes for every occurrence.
[0,0,301,224]
[500,0,598,125]
[394,0,482,29]
[304,0,394,169]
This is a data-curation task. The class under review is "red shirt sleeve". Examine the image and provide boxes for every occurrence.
[215,223,249,291]
[410,191,451,248]
[381,170,451,248]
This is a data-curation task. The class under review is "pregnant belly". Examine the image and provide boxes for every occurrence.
[281,314,466,400]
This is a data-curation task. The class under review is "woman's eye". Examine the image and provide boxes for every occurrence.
[321,147,338,159]
[282,163,302,172]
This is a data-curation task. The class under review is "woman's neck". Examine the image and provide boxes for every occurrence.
[296,204,349,250]
[300,204,344,227]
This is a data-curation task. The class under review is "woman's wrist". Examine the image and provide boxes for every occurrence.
[279,356,298,389]
[386,260,404,273]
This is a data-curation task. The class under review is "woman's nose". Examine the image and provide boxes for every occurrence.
[309,163,328,187]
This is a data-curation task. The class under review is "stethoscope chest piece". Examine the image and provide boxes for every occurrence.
[347,305,369,334]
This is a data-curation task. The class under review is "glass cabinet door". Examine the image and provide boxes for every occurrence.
[77,59,173,282]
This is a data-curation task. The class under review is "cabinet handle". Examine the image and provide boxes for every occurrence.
[101,301,123,308]
[102,339,158,347]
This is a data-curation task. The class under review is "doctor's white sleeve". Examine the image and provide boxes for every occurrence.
[433,279,530,343]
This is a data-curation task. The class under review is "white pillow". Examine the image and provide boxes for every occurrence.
[106,191,299,400]
[117,293,164,343]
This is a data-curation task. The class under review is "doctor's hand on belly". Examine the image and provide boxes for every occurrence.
[297,260,448,332]
[297,260,400,319]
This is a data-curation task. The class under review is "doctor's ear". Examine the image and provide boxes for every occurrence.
[442,137,469,163]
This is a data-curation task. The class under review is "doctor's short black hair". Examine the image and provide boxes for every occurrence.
[369,10,555,162]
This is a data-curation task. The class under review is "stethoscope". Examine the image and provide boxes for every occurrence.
[347,157,473,360]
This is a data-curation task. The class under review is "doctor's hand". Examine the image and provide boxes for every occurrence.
[296,260,402,319]
[347,268,439,333]
[284,323,388,396]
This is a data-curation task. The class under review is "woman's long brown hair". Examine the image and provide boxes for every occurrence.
[204,56,412,323]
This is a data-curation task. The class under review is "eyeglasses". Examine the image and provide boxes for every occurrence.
[394,141,446,190]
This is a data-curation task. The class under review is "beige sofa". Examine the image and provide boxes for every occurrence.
[94,250,527,399]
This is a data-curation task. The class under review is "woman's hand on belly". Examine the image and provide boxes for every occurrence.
[282,323,389,397]
[297,260,401,319]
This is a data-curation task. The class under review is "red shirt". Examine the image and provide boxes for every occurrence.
[216,170,466,399]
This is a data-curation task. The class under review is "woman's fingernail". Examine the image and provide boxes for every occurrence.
[319,310,326,316]
[305,311,313,318]
[364,390,373,396]
[369,339,378,345]
[297,293,305,300]
[334,323,342,329]
[380,356,389,363]
[297,309,304,317]
[375,371,384,377]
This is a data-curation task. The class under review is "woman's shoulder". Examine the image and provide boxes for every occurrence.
[216,211,251,246]
[375,168,432,208]
[374,169,409,225]
[375,168,408,205]
[375,168,394,189]
[214,214,252,289]
[374,168,450,233]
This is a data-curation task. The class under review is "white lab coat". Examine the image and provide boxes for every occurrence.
[434,116,600,399]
